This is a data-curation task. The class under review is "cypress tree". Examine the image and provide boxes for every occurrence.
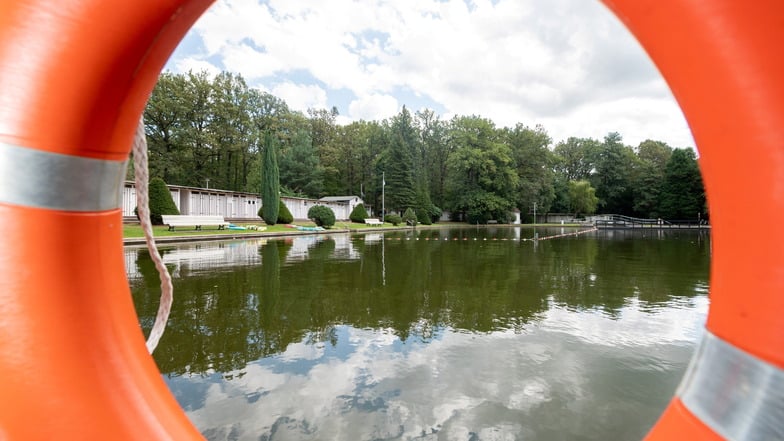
[261,132,280,225]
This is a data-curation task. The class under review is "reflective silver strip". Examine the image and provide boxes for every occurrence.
[678,330,784,441]
[0,141,126,211]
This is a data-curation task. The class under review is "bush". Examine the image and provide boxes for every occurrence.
[384,214,402,226]
[495,211,514,224]
[402,207,417,226]
[148,177,179,225]
[277,200,294,224]
[349,203,369,223]
[307,205,336,227]
[258,200,292,225]
[416,207,432,225]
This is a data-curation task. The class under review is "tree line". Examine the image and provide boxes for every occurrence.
[140,70,706,223]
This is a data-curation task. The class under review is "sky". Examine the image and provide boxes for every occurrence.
[165,0,696,149]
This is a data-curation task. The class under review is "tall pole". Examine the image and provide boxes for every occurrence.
[382,171,385,221]
[533,201,537,241]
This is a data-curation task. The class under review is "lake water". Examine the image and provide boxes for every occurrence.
[127,227,711,441]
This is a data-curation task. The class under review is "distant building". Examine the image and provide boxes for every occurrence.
[122,181,363,221]
[318,196,364,218]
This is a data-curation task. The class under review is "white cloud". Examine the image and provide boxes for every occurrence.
[169,0,696,148]
[179,294,706,440]
[347,93,399,121]
[270,82,328,113]
[173,58,221,77]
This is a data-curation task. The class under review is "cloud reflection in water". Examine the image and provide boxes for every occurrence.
[171,297,707,441]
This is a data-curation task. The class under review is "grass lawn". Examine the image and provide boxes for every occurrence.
[122,220,401,238]
[122,221,573,239]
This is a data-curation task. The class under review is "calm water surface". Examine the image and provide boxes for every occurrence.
[128,227,711,441]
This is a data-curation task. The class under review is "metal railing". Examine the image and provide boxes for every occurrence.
[595,214,708,229]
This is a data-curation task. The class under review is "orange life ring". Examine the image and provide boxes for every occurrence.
[0,0,782,440]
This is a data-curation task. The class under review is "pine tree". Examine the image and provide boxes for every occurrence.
[659,148,705,220]
[384,107,417,212]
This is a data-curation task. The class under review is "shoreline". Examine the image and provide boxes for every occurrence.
[122,223,590,247]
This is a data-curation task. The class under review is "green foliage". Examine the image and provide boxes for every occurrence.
[349,203,369,223]
[429,205,443,224]
[659,148,705,220]
[261,133,280,225]
[445,116,519,224]
[416,207,432,225]
[417,109,450,209]
[506,124,556,216]
[384,214,402,226]
[592,132,636,215]
[382,107,418,212]
[142,70,704,223]
[147,177,179,225]
[496,211,515,224]
[550,175,571,213]
[402,207,417,226]
[279,130,325,197]
[277,200,294,224]
[568,180,599,216]
[308,205,336,227]
[554,137,599,181]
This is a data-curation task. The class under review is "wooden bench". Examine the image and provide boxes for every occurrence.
[364,218,383,226]
[161,215,228,231]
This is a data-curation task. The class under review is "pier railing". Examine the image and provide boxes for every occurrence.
[594,214,708,229]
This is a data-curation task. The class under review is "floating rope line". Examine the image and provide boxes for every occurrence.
[382,227,598,242]
[133,117,174,354]
[527,227,599,241]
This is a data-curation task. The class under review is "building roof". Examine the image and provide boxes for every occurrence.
[319,196,361,203]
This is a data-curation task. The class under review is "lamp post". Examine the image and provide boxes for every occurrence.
[533,201,538,241]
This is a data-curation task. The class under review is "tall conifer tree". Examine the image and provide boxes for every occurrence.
[261,132,280,225]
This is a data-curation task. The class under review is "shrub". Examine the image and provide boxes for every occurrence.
[384,214,402,226]
[277,200,294,224]
[416,207,432,225]
[258,200,293,225]
[349,203,369,223]
[148,177,179,225]
[402,207,417,226]
[307,205,336,227]
[495,211,514,224]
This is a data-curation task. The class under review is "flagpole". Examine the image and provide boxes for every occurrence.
[382,171,385,220]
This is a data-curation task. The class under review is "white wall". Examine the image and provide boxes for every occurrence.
[123,182,360,221]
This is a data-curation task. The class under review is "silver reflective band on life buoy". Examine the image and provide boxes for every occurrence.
[678,330,784,441]
[0,141,126,211]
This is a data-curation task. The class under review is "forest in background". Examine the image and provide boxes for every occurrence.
[138,71,706,223]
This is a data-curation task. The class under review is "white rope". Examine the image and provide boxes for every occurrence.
[133,116,174,354]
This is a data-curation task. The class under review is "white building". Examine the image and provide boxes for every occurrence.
[122,181,363,221]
